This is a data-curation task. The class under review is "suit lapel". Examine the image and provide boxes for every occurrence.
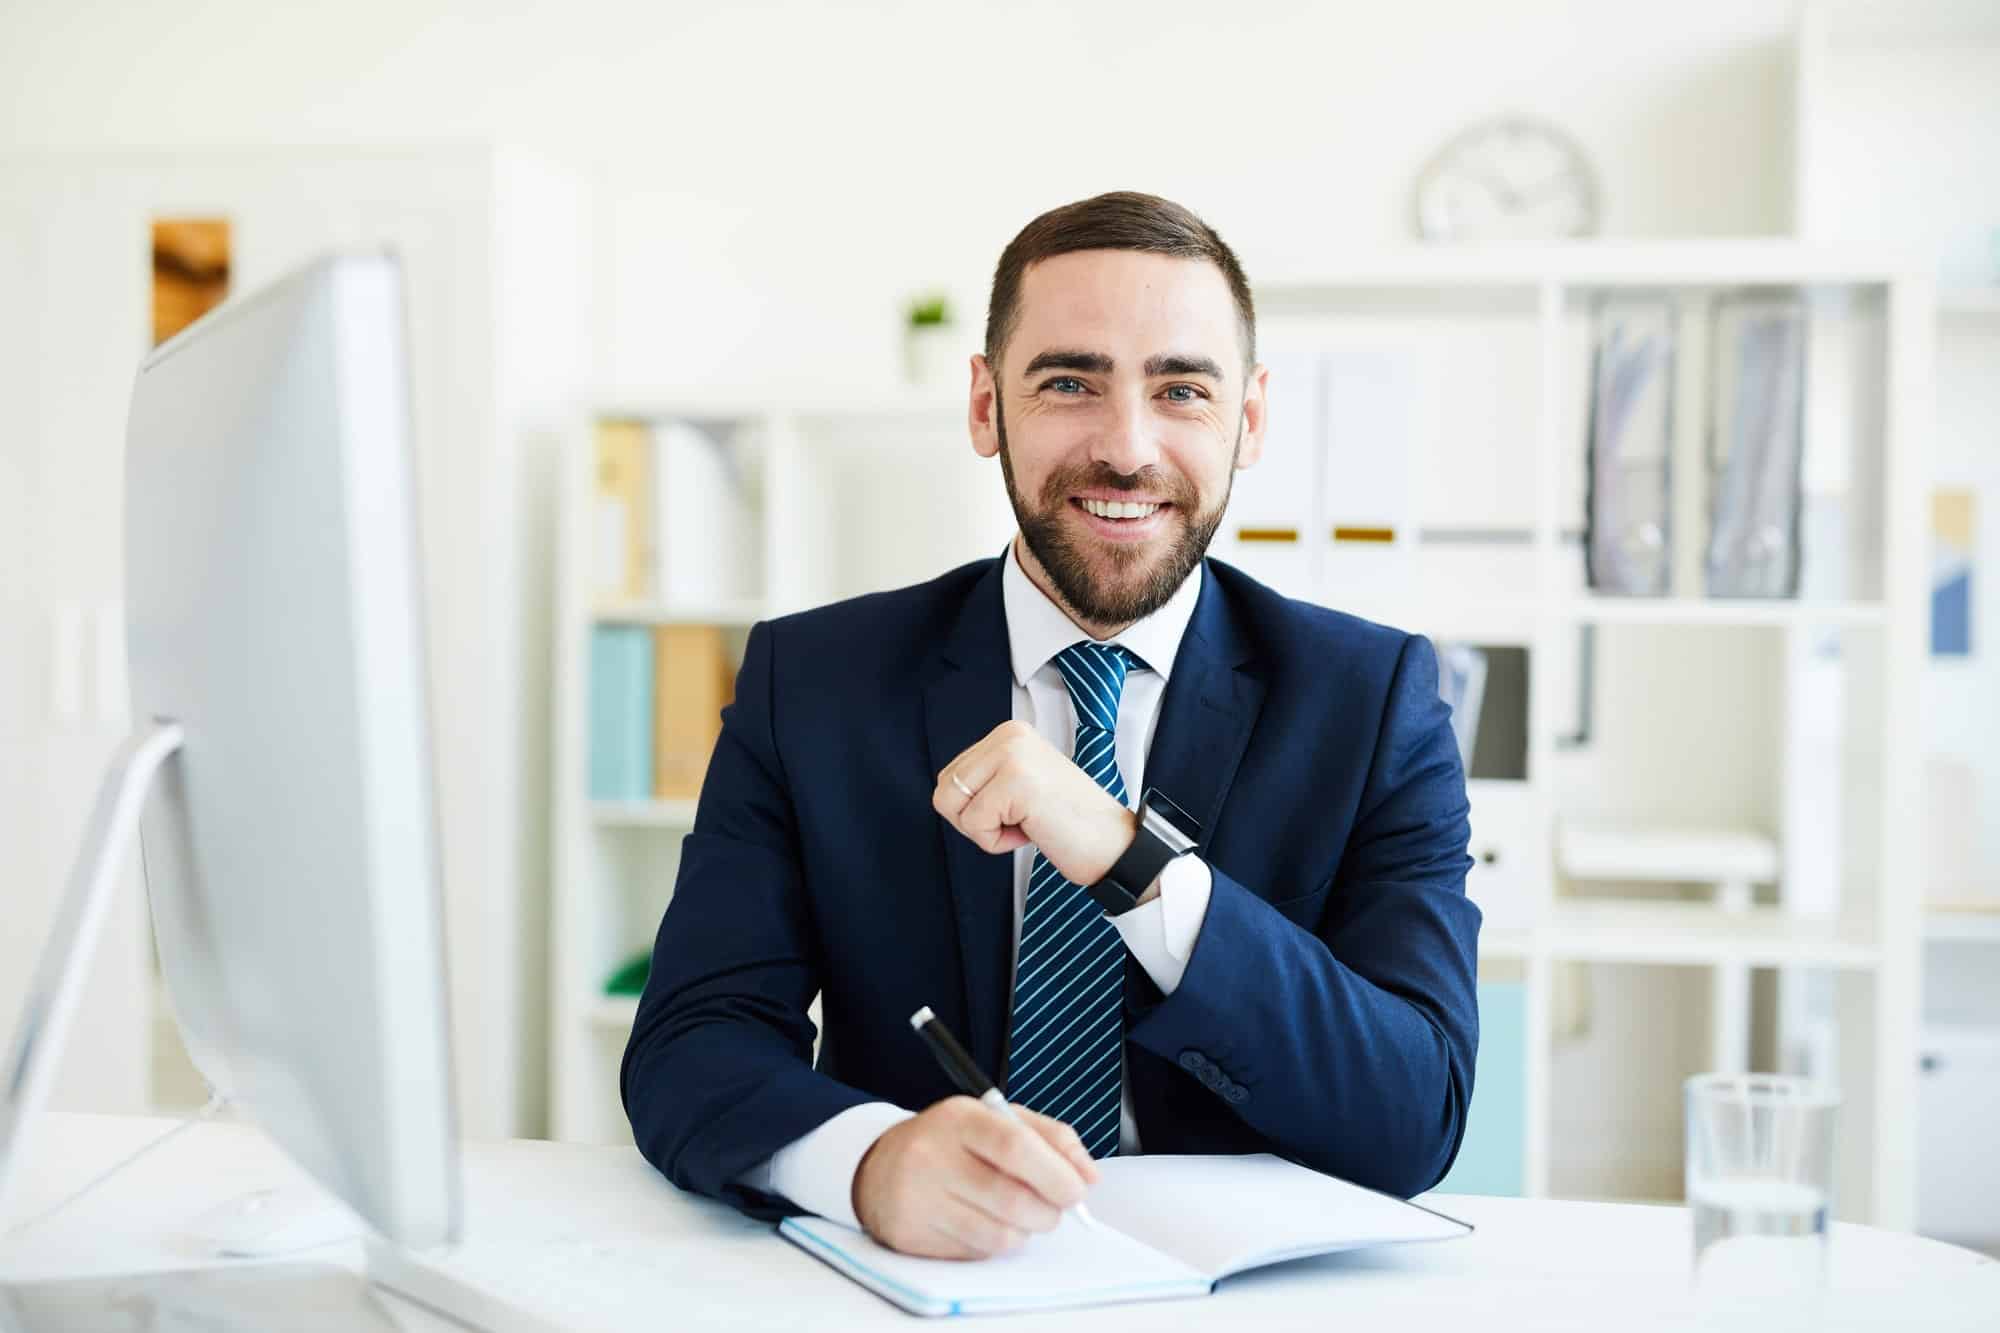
[1140,562,1265,860]
[923,559,1015,1080]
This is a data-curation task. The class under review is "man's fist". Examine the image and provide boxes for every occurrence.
[852,1096,1100,1259]
[934,720,1137,888]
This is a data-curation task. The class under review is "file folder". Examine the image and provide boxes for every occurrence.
[1705,298,1805,599]
[1584,300,1675,596]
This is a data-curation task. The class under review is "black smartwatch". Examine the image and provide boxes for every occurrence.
[1086,789,1200,916]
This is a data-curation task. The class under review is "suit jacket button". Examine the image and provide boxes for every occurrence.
[1178,1050,1206,1074]
[1224,1084,1249,1105]
[1199,1067,1225,1091]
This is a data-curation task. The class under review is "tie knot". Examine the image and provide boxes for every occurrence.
[1053,641,1140,733]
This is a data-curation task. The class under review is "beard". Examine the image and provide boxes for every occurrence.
[995,395,1237,628]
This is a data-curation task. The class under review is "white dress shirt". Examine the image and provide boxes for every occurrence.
[737,539,1214,1226]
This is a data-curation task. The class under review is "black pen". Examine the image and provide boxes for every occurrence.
[909,1005,1100,1229]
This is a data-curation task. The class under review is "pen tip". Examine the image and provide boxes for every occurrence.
[909,1006,934,1029]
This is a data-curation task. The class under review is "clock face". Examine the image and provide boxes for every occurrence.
[1414,116,1599,242]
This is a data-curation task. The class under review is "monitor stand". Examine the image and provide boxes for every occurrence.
[1,722,186,1216]
[2,720,369,1263]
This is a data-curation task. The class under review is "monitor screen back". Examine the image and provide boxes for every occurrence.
[123,252,459,1247]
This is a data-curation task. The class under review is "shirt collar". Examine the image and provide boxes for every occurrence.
[1000,536,1203,689]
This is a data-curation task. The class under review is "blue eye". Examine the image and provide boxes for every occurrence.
[1163,384,1207,403]
[1043,377,1087,394]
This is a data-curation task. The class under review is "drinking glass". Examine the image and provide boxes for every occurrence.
[1684,1073,1839,1297]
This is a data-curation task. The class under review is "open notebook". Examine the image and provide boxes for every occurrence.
[779,1153,1471,1316]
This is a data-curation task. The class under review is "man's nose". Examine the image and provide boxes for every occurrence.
[1091,391,1163,478]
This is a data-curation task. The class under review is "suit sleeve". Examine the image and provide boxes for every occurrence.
[1125,633,1481,1197]
[620,619,882,1220]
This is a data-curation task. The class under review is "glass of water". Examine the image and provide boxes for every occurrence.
[1684,1073,1838,1295]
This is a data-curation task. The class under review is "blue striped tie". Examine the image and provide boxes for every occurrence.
[1005,641,1139,1159]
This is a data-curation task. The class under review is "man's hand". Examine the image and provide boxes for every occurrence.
[935,720,1137,888]
[852,1096,1100,1259]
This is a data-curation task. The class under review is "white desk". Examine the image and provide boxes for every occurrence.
[4,1113,1995,1330]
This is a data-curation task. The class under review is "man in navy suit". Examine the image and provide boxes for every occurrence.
[623,191,1480,1260]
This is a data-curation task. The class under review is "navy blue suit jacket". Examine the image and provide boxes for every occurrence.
[622,555,1481,1221]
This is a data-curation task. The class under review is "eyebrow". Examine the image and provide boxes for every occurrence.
[1018,349,1227,380]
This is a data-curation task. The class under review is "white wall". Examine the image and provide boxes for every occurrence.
[2,0,1800,401]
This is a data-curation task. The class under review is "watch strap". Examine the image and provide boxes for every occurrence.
[1088,791,1200,917]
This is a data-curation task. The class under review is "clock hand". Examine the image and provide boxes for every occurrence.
[1513,170,1583,210]
[1469,167,1521,209]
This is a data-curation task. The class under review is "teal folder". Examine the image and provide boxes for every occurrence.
[1435,980,1526,1196]
[588,626,654,801]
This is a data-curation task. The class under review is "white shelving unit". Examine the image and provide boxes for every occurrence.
[1792,0,1999,1248]
[549,397,1014,1145]
[1248,242,1922,1225]
[549,242,1924,1229]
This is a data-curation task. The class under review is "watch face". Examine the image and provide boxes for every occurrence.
[1414,115,1599,242]
[1141,788,1200,844]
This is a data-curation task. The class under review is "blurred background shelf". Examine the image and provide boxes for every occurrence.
[1924,907,2000,943]
[591,799,700,828]
[1558,598,1887,628]
[586,996,640,1031]
[1539,902,1879,969]
[591,600,766,628]
[1937,288,2000,321]
[1557,825,1779,884]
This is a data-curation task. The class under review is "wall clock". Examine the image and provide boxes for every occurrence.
[1413,116,1600,241]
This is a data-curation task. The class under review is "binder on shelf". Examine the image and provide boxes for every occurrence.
[588,625,654,801]
[1434,980,1526,1196]
[1435,642,1489,772]
[652,624,734,801]
[1584,300,1675,596]
[1322,349,1416,604]
[1215,343,1317,599]
[594,419,652,602]
[655,420,762,610]
[1705,299,1805,599]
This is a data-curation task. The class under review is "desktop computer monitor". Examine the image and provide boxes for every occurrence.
[0,252,460,1251]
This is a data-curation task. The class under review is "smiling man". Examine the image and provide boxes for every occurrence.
[623,192,1481,1260]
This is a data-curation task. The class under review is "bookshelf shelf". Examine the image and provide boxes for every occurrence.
[1937,288,2000,322]
[1539,901,1878,970]
[590,799,700,828]
[1924,907,2000,944]
[1557,597,1886,628]
[586,996,640,1031]
[592,600,767,628]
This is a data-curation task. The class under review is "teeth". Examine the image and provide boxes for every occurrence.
[1080,498,1161,520]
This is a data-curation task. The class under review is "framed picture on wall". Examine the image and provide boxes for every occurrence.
[151,218,231,347]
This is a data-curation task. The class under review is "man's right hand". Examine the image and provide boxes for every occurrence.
[851,1096,1100,1259]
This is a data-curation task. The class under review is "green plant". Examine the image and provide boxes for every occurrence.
[907,293,952,328]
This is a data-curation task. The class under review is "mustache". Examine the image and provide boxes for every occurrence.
[1038,464,1196,507]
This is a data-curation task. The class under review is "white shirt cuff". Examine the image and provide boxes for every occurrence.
[740,1100,915,1229]
[1109,854,1213,994]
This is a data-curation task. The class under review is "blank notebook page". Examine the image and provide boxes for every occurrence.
[779,1210,1210,1315]
[1087,1154,1471,1280]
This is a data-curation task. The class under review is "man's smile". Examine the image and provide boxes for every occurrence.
[1068,495,1175,543]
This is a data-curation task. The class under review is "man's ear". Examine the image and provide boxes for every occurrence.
[969,354,1001,460]
[1235,362,1270,470]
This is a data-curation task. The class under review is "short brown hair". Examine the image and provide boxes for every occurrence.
[984,191,1256,372]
